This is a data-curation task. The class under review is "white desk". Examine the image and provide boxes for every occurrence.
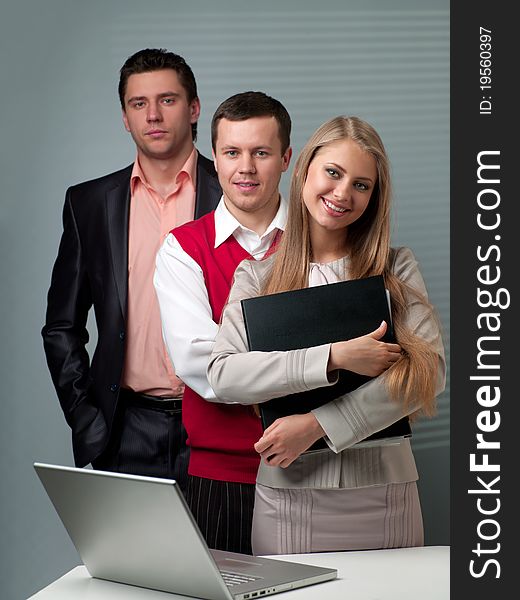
[29,545,449,599]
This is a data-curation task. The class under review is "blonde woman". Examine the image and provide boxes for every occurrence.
[207,116,446,554]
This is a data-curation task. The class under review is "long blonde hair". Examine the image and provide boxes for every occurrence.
[263,116,438,416]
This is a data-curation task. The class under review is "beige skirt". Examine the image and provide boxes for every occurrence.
[252,481,423,555]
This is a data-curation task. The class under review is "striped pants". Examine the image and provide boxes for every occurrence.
[92,399,189,493]
[186,475,255,555]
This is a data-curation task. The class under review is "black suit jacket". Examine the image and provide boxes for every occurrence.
[42,153,221,467]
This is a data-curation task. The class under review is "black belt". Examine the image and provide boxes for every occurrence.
[120,388,182,412]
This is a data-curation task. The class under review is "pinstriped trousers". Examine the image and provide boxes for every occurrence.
[186,475,256,555]
[252,481,424,555]
[92,403,189,493]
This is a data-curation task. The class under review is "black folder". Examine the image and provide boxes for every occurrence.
[241,274,411,451]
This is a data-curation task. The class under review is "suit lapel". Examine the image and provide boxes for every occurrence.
[106,166,131,319]
[195,154,222,219]
[103,158,217,319]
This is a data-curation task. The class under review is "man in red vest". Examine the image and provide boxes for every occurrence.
[154,91,292,554]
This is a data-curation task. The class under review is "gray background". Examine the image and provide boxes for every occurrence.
[0,0,449,598]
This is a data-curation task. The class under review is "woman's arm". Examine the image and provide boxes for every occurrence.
[207,258,334,404]
[254,248,446,466]
[312,247,446,453]
[208,256,410,405]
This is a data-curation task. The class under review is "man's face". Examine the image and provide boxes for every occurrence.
[122,69,200,161]
[213,116,291,224]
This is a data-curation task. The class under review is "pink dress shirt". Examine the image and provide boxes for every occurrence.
[121,148,197,397]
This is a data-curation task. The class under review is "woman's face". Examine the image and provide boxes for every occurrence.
[302,138,377,235]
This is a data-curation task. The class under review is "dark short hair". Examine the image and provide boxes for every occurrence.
[211,91,291,154]
[118,48,198,141]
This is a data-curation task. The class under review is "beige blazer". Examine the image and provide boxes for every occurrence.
[207,247,446,489]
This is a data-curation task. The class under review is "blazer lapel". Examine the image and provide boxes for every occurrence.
[106,167,131,318]
[195,154,222,219]
[104,158,217,319]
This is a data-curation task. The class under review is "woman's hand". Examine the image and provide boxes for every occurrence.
[254,413,325,468]
[328,320,402,377]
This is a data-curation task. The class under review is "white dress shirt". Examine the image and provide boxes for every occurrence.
[153,195,287,400]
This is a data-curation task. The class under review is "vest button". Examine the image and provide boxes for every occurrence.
[119,331,125,341]
[110,384,119,393]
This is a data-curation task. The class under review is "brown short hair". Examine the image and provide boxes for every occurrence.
[211,91,291,153]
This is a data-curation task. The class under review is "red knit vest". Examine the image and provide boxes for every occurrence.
[172,212,278,483]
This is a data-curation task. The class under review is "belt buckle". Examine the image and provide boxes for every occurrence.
[163,398,182,412]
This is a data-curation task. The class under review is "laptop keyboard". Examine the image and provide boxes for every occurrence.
[221,570,262,587]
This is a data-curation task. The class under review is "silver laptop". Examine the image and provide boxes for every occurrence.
[34,463,337,599]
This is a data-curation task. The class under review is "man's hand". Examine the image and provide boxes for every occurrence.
[254,413,325,468]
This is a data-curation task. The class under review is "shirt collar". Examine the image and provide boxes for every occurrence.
[213,194,288,248]
[130,147,198,196]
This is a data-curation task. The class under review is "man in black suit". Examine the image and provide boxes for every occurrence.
[42,49,221,490]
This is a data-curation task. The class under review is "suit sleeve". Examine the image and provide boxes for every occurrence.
[41,189,108,460]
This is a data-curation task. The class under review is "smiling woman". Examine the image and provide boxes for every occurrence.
[207,115,446,555]
[302,138,377,263]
